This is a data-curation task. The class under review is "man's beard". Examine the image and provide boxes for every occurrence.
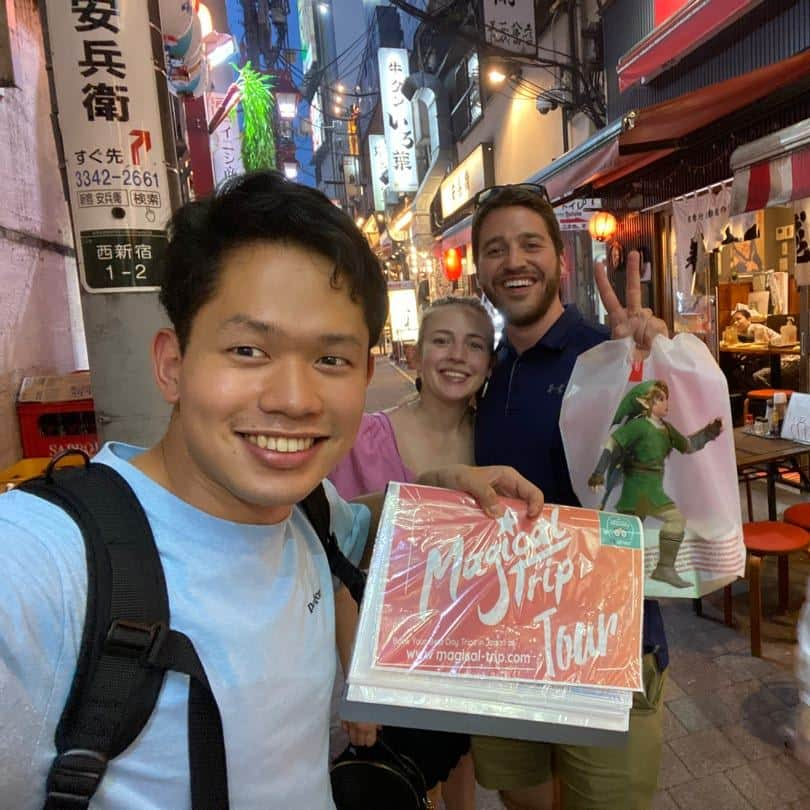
[488,262,561,328]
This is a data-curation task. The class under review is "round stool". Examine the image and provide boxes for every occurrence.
[742,389,793,423]
[723,520,809,657]
[784,503,810,531]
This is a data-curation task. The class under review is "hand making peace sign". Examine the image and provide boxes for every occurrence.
[595,248,669,355]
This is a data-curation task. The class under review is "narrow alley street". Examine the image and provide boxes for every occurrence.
[338,356,810,810]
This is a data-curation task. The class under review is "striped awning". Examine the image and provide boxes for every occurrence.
[730,118,810,215]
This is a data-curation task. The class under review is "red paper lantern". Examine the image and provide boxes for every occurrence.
[588,210,618,242]
[444,247,462,281]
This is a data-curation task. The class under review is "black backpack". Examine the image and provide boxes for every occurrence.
[18,450,366,810]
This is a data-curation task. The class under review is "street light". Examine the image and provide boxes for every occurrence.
[274,71,301,120]
[486,62,521,87]
[283,161,299,180]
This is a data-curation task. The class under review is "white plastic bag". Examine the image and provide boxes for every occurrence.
[561,334,744,598]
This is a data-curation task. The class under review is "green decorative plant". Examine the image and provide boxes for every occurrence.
[236,62,276,171]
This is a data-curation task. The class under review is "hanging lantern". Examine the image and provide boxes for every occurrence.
[160,0,195,57]
[588,210,618,242]
[444,247,462,281]
[274,71,301,120]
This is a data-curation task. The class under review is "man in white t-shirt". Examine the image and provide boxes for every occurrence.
[731,307,779,342]
[0,171,541,809]
[731,307,799,388]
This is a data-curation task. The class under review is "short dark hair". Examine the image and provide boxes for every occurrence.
[471,186,564,265]
[160,171,388,351]
[734,308,751,319]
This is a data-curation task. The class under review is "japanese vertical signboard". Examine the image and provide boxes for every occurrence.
[297,0,318,75]
[310,91,324,155]
[206,92,244,186]
[482,0,537,55]
[44,0,172,293]
[368,134,389,212]
[378,48,418,193]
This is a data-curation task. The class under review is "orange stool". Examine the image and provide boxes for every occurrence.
[742,388,793,423]
[723,520,809,656]
[784,504,810,531]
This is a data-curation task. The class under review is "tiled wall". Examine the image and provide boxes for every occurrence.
[0,0,87,467]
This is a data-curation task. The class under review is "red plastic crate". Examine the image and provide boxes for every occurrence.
[17,398,99,458]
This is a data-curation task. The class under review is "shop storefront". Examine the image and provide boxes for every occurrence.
[526,43,810,353]
[721,118,810,394]
[429,144,495,300]
[435,216,473,299]
[555,199,614,325]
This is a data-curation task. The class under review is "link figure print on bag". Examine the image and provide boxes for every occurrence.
[588,380,723,588]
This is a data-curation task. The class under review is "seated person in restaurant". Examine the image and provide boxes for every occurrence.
[729,308,800,389]
[731,307,779,342]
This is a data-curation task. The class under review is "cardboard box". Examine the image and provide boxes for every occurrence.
[18,371,93,403]
[17,372,99,458]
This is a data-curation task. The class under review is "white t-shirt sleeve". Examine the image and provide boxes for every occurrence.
[0,505,84,809]
[322,478,370,568]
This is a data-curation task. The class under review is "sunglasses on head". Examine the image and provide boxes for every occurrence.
[472,183,551,209]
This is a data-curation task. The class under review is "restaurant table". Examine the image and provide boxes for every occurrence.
[693,429,810,620]
[734,427,810,520]
[720,342,800,389]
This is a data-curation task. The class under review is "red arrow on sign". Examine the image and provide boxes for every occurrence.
[129,129,152,165]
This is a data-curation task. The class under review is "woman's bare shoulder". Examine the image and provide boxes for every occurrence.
[385,402,419,439]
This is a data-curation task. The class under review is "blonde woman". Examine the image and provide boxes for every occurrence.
[330,296,495,810]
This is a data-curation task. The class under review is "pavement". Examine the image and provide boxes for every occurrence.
[335,357,810,809]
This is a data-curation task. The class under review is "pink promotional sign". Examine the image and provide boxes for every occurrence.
[372,484,644,691]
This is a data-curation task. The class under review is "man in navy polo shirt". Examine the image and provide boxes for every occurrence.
[470,184,668,810]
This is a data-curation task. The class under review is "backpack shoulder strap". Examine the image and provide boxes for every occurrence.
[300,483,366,605]
[20,459,170,806]
[19,453,229,810]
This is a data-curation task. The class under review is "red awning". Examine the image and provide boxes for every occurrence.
[618,49,810,155]
[730,118,810,214]
[544,137,618,201]
[616,0,764,93]
[538,131,674,203]
[531,49,810,202]
[589,148,674,190]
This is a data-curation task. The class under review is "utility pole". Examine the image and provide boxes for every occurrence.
[41,0,181,446]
